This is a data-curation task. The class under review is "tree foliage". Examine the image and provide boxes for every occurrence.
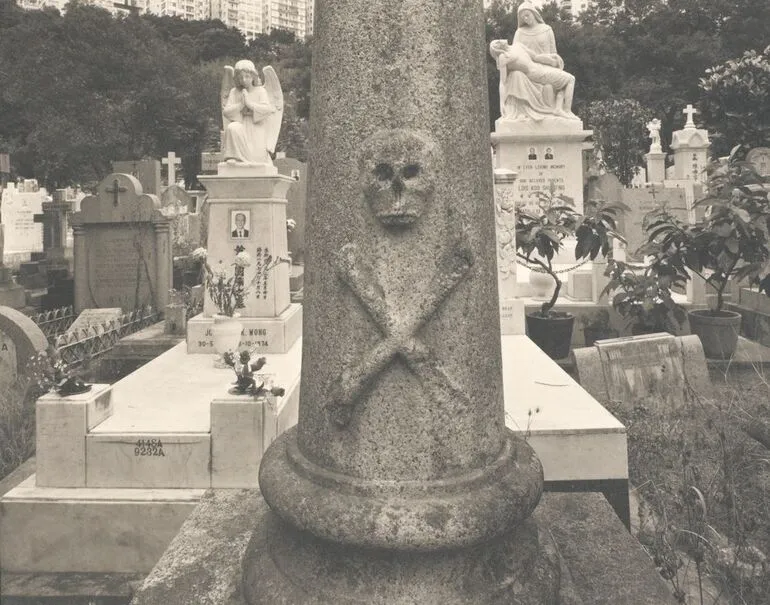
[583,99,653,187]
[699,46,770,156]
[0,6,311,189]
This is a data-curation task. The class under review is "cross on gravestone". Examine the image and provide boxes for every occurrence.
[105,179,127,206]
[162,152,182,187]
[683,104,698,128]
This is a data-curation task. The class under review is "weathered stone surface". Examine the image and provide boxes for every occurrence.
[573,333,710,408]
[129,490,672,605]
[130,489,259,605]
[290,0,504,485]
[535,493,674,604]
[0,305,48,389]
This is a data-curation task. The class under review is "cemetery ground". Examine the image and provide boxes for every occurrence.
[0,347,769,604]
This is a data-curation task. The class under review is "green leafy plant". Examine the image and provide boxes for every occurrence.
[700,46,770,156]
[640,146,770,313]
[602,260,687,334]
[515,188,628,317]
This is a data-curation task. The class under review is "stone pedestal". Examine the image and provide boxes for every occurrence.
[645,151,666,184]
[492,118,592,214]
[186,171,301,355]
[0,264,25,309]
[36,384,113,488]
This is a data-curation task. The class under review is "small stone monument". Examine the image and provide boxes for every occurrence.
[645,118,666,183]
[242,1,561,602]
[70,173,172,313]
[0,306,48,391]
[670,104,710,185]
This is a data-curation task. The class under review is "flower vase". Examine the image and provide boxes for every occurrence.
[211,315,243,363]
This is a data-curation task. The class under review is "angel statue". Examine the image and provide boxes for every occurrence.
[220,59,284,167]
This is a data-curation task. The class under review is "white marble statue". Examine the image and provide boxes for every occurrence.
[220,60,284,166]
[490,1,577,122]
[647,119,662,153]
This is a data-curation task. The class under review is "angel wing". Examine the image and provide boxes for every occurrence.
[221,65,235,132]
[262,65,284,154]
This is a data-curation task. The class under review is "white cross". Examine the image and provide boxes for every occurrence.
[162,152,182,186]
[683,104,697,129]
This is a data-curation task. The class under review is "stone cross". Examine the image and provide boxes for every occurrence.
[162,152,181,186]
[105,178,127,206]
[647,118,662,153]
[683,104,698,128]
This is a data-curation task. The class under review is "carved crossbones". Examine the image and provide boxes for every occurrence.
[328,241,474,426]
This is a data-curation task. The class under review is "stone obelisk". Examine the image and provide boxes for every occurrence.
[243,0,561,602]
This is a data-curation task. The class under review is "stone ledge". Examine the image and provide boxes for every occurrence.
[130,490,671,605]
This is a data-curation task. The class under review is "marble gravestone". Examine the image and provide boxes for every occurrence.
[0,306,48,391]
[187,60,302,356]
[620,186,689,261]
[112,159,162,196]
[241,0,561,603]
[70,174,172,313]
[489,2,592,215]
[1,181,45,266]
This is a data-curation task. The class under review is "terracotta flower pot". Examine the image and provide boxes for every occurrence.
[687,309,742,360]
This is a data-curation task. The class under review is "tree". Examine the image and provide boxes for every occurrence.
[699,46,770,156]
[583,99,654,186]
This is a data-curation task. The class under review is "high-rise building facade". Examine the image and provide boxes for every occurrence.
[16,0,315,40]
[263,0,309,39]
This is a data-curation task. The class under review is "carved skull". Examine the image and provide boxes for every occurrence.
[359,129,437,228]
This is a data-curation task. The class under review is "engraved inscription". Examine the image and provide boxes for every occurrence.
[134,439,165,457]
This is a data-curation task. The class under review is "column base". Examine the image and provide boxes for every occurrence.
[242,509,562,605]
[258,428,544,552]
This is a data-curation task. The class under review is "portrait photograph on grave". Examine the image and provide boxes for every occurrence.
[229,210,250,239]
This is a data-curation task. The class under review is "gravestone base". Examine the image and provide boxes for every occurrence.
[242,511,562,605]
[129,490,673,605]
[186,303,302,354]
[492,123,592,214]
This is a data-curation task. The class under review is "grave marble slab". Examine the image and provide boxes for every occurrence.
[68,308,123,334]
[36,384,112,488]
[86,433,211,489]
[572,333,710,409]
[0,476,203,573]
[620,186,688,261]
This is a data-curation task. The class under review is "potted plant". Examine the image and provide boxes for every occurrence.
[580,308,618,346]
[516,189,627,359]
[641,146,770,358]
[601,260,687,336]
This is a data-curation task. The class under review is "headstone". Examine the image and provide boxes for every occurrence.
[70,173,172,313]
[68,308,123,334]
[243,0,559,601]
[670,104,710,186]
[494,168,521,332]
[1,182,45,264]
[0,305,48,389]
[572,333,709,410]
[747,147,770,178]
[620,185,688,260]
[112,159,162,196]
